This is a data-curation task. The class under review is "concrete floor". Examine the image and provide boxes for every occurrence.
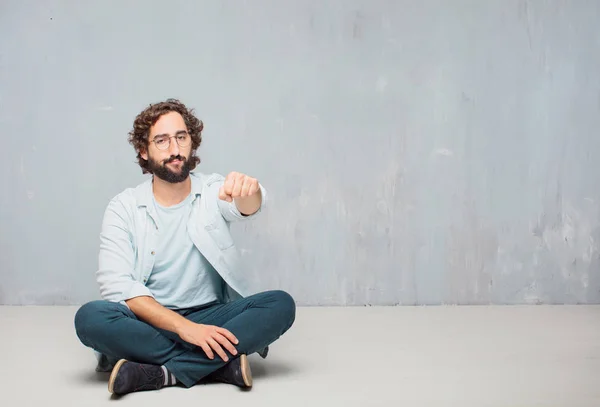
[1,305,599,406]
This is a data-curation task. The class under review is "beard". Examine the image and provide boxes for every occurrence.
[147,154,193,183]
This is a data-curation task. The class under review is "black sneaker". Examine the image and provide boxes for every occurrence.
[205,354,252,388]
[108,359,166,395]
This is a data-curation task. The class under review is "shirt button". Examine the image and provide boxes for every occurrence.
[151,251,155,255]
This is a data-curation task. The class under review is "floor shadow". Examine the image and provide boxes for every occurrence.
[75,370,111,384]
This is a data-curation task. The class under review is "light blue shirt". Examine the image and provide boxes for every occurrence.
[148,191,223,309]
[96,172,267,305]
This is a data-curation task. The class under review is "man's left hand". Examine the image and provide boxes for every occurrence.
[218,171,260,203]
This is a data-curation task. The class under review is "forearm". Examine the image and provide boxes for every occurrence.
[125,296,192,335]
[234,188,262,216]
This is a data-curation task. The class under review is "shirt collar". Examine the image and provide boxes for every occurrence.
[133,172,204,208]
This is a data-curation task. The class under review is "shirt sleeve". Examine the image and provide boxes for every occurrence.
[95,198,154,303]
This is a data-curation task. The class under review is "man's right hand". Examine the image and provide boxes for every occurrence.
[177,321,239,362]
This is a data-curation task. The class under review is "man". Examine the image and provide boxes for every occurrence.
[74,99,295,396]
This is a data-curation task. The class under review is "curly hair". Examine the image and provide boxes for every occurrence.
[128,98,204,174]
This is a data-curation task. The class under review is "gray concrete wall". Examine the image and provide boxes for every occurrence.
[1,0,599,305]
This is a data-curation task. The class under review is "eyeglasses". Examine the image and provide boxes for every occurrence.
[151,132,191,150]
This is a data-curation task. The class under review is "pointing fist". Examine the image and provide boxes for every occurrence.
[218,172,260,203]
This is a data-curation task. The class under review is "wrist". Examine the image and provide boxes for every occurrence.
[235,192,262,216]
[174,318,195,335]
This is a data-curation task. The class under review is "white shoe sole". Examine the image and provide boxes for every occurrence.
[240,354,253,387]
[108,359,128,394]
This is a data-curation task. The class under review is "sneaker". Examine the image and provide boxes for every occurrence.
[205,354,252,388]
[108,359,166,395]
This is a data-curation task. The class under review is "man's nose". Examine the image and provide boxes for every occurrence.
[168,136,180,155]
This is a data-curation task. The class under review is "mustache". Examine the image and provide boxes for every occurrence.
[163,155,186,164]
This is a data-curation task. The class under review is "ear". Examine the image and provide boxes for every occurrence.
[140,149,148,161]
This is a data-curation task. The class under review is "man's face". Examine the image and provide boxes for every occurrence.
[142,111,194,183]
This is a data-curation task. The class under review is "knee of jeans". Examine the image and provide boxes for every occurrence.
[74,301,99,338]
[74,300,116,341]
[270,290,296,324]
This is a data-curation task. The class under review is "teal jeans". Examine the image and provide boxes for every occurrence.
[74,290,295,387]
